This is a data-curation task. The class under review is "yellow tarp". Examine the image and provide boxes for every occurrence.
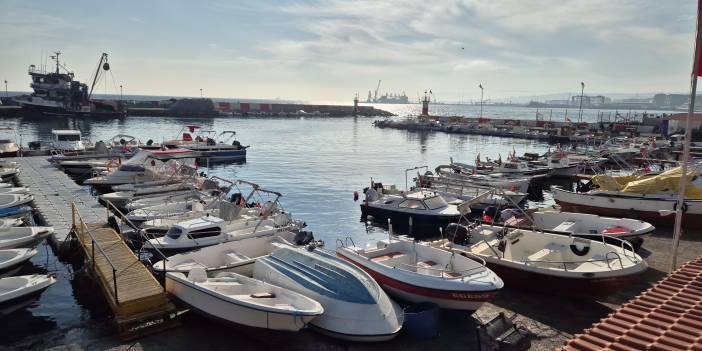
[591,167,702,199]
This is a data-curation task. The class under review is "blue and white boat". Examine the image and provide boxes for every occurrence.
[253,244,404,342]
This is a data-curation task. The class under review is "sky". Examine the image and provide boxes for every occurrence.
[0,0,697,103]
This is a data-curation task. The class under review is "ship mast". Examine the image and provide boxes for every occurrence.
[51,51,61,74]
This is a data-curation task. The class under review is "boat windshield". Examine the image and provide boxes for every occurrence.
[166,227,183,239]
[423,196,448,210]
[117,164,146,172]
[56,134,81,141]
[399,199,425,210]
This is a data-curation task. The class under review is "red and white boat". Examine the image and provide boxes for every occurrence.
[336,235,503,310]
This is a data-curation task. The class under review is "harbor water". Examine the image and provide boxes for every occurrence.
[0,104,654,349]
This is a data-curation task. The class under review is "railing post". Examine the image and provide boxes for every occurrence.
[91,240,95,269]
[71,202,76,232]
[113,269,119,305]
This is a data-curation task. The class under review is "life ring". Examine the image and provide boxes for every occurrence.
[673,202,689,213]
[570,243,590,256]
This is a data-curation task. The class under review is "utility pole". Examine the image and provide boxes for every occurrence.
[3,80,6,97]
[119,85,123,102]
[578,82,585,123]
[479,83,484,118]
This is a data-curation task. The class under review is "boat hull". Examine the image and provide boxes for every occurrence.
[479,257,641,296]
[553,188,702,228]
[338,253,497,310]
[360,204,459,238]
[166,274,317,332]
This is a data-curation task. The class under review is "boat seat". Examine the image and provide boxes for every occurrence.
[224,251,250,265]
[527,248,554,262]
[552,221,577,233]
[371,251,405,262]
[417,260,437,268]
[527,243,564,262]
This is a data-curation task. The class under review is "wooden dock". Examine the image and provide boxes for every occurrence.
[72,205,178,339]
[9,156,105,241]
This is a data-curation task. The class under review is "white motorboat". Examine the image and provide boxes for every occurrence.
[337,235,503,310]
[163,127,248,161]
[0,166,19,181]
[254,245,404,342]
[503,210,655,239]
[83,148,198,192]
[0,274,56,305]
[100,183,198,209]
[416,174,527,205]
[431,223,647,296]
[126,194,221,222]
[0,249,37,277]
[433,166,531,193]
[143,212,303,254]
[0,194,34,210]
[56,159,107,176]
[0,227,54,249]
[0,187,30,195]
[361,184,463,238]
[123,190,213,211]
[166,268,323,331]
[0,128,19,157]
[50,129,85,151]
[152,230,315,273]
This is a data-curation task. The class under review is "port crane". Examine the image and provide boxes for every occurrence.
[374,80,381,101]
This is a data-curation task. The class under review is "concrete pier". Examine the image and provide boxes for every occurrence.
[10,156,105,241]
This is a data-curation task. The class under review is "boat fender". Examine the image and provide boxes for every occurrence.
[570,243,590,256]
[353,191,359,202]
[673,202,688,213]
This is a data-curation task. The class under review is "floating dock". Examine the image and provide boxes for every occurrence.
[9,156,105,242]
[72,210,178,339]
[10,155,178,339]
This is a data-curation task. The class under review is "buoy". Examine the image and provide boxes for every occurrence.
[353,191,359,201]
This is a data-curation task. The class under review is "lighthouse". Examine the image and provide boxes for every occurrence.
[353,93,359,114]
[421,91,430,116]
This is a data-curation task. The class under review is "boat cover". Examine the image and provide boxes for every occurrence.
[591,167,702,199]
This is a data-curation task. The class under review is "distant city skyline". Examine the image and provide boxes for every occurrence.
[0,0,697,104]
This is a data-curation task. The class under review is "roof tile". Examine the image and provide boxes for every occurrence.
[561,256,702,351]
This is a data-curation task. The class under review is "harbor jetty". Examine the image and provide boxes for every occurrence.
[374,114,667,143]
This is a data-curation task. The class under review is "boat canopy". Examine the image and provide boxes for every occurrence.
[592,166,702,199]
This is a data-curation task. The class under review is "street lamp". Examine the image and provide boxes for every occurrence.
[578,82,585,123]
[479,83,484,118]
[200,88,203,98]
[119,85,123,101]
[3,80,7,97]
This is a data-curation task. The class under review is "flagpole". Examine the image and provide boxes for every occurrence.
[671,0,702,271]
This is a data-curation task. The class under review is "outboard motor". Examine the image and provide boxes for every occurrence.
[293,231,314,246]
[146,139,154,146]
[446,223,469,245]
[230,193,243,205]
[28,141,41,150]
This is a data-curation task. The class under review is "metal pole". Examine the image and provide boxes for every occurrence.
[479,84,484,118]
[200,88,203,98]
[578,82,585,123]
[3,80,6,97]
[671,8,702,271]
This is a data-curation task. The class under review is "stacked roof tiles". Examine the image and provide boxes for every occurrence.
[561,257,702,351]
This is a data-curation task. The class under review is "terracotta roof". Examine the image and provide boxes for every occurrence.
[561,257,702,351]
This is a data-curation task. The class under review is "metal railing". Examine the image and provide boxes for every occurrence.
[71,202,121,304]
